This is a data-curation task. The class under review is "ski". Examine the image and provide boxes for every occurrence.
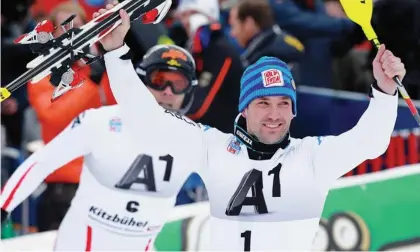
[0,0,172,102]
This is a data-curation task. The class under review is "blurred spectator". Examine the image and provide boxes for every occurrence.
[219,0,244,53]
[229,0,304,68]
[269,0,359,88]
[366,0,420,99]
[1,0,35,41]
[1,6,35,236]
[330,45,373,93]
[124,22,170,64]
[0,92,29,149]
[323,0,372,93]
[1,125,11,191]
[29,0,106,22]
[118,0,172,64]
[1,0,36,149]
[28,2,116,231]
[172,0,244,133]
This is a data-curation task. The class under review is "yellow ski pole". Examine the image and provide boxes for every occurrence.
[339,0,420,126]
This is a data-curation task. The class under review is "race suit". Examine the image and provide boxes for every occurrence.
[1,104,204,250]
[102,44,398,250]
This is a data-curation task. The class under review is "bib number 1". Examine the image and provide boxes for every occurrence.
[241,230,251,251]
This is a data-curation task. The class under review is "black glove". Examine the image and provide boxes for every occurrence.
[1,208,9,224]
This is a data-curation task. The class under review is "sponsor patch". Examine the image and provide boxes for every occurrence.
[109,117,122,132]
[161,48,187,67]
[88,205,161,235]
[227,137,242,155]
[261,69,284,87]
[236,129,252,145]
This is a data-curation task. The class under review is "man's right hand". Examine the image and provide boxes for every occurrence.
[93,1,131,51]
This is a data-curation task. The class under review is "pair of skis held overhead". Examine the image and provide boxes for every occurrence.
[0,0,172,102]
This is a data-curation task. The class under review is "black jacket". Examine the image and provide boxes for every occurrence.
[183,24,244,133]
[240,25,304,68]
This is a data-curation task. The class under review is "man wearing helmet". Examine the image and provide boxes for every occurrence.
[0,38,204,250]
[135,44,197,114]
[134,44,206,205]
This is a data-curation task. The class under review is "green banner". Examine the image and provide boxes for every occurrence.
[154,165,420,251]
[315,167,420,251]
[1,219,16,239]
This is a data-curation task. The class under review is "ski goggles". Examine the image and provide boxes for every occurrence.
[145,69,192,94]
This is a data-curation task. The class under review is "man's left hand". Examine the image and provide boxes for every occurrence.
[94,1,130,52]
[372,44,406,95]
[1,98,18,115]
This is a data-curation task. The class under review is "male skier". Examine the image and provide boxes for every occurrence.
[1,43,200,250]
[100,5,404,250]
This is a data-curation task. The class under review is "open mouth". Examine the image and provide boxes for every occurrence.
[263,123,282,129]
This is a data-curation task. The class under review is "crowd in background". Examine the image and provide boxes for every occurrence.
[1,0,419,235]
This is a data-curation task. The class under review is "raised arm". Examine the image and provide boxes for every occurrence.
[1,110,92,214]
[103,43,211,176]
[310,45,403,190]
[94,6,211,176]
[96,7,178,129]
[103,43,166,128]
[311,86,397,188]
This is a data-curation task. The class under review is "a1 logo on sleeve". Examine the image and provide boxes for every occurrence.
[71,111,86,128]
[261,69,284,87]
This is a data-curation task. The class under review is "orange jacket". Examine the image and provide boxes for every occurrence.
[28,66,116,183]
[30,0,102,22]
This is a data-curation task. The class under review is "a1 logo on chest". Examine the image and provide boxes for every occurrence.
[114,154,173,192]
[225,163,282,216]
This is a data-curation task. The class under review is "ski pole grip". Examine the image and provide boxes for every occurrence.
[0,88,11,102]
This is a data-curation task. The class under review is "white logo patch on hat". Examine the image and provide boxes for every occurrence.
[261,69,284,87]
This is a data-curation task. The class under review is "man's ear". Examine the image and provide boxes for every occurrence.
[241,110,247,118]
[244,16,258,31]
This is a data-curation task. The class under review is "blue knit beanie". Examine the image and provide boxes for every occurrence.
[238,56,297,115]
